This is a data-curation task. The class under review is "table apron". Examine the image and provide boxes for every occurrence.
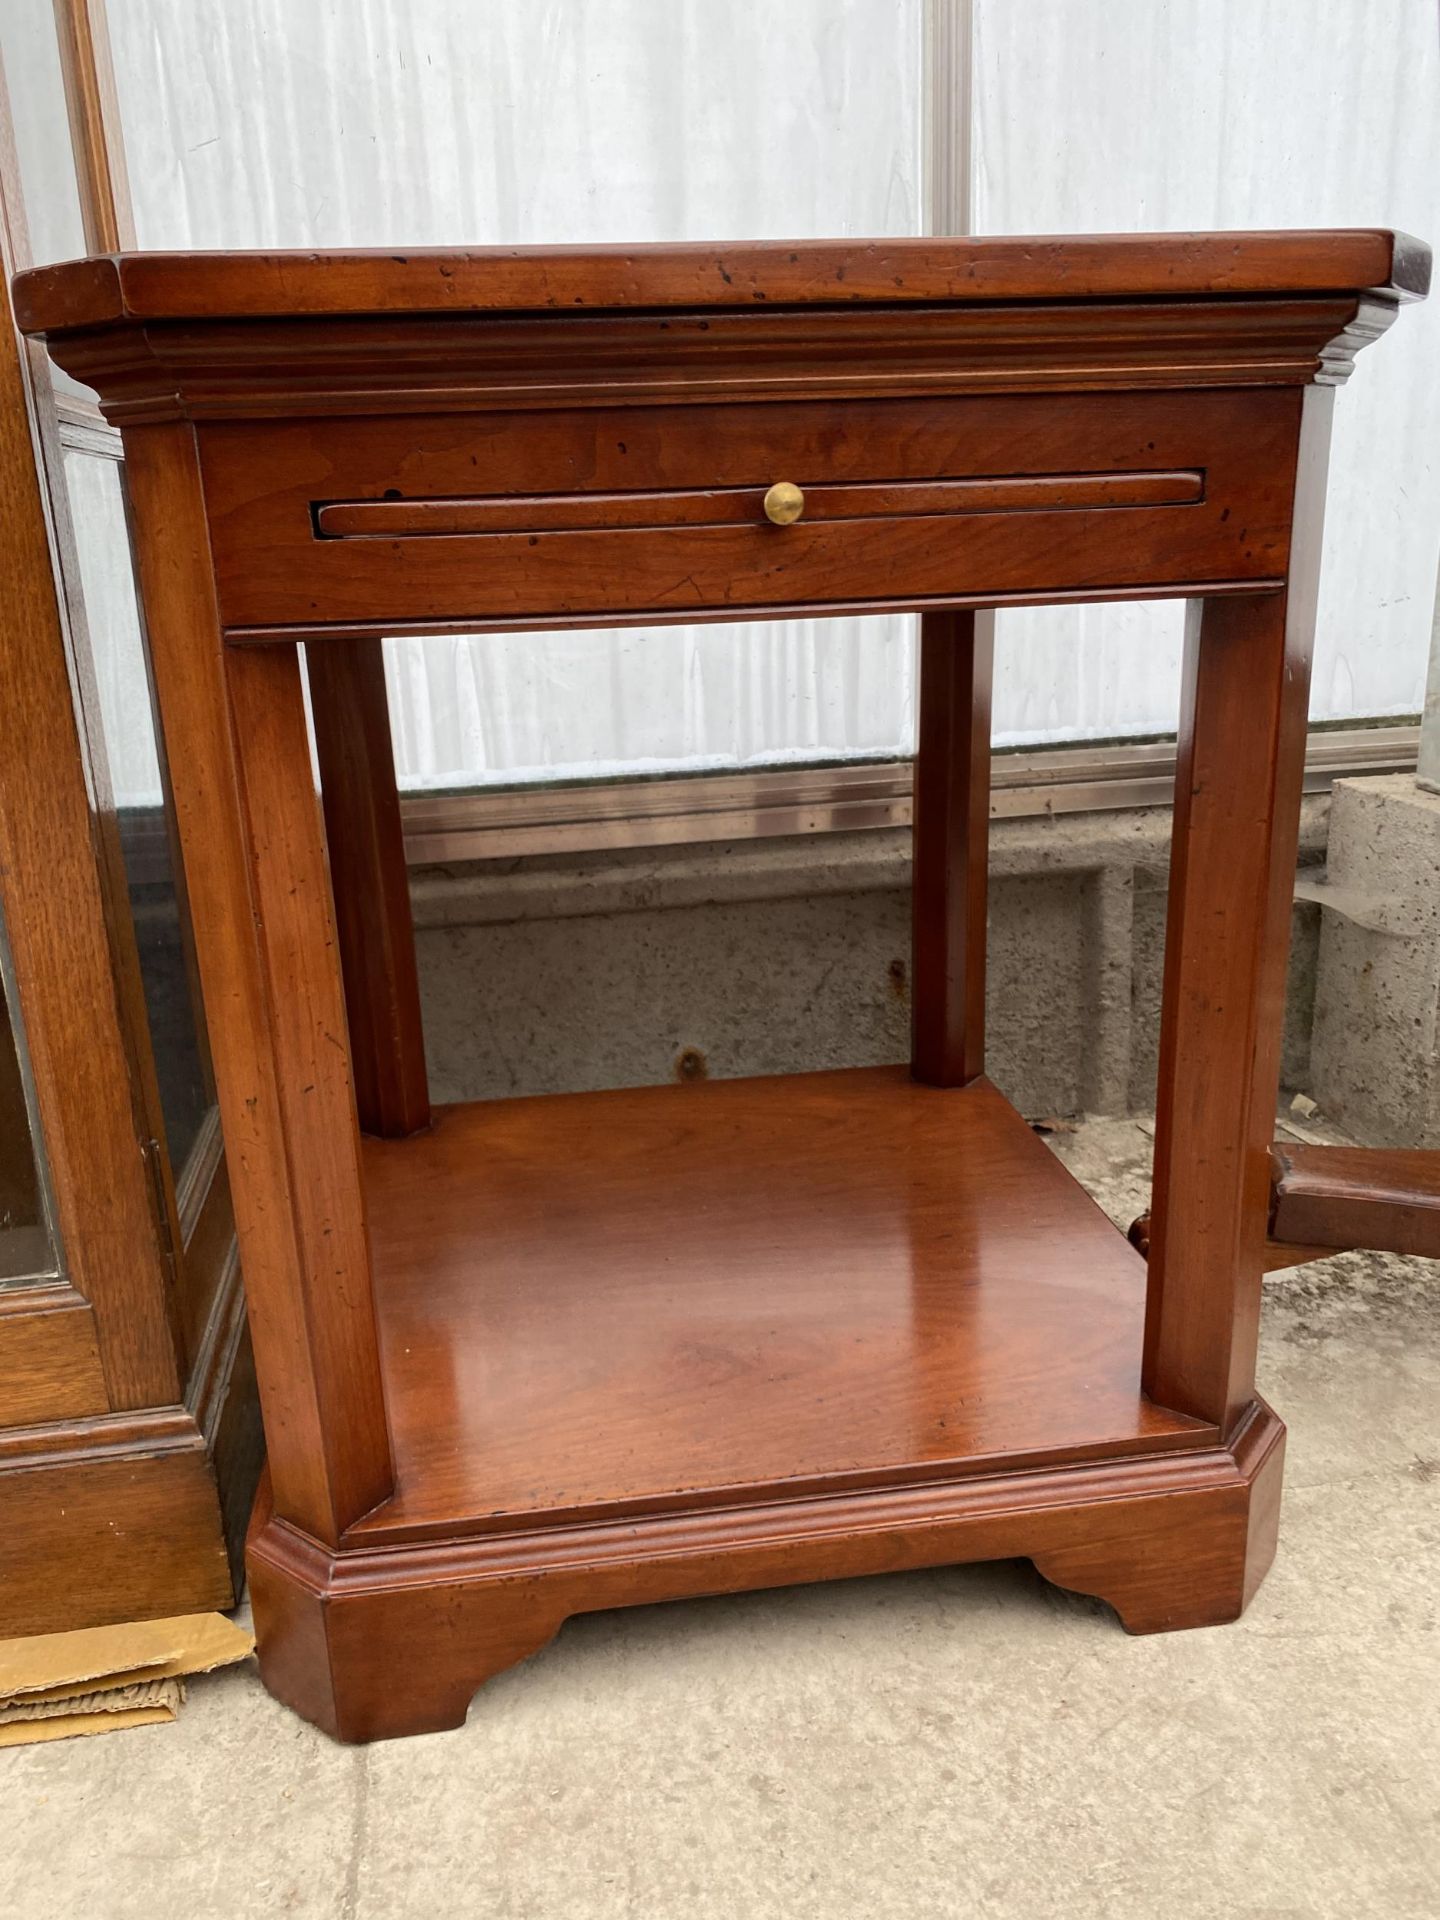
[200,387,1302,634]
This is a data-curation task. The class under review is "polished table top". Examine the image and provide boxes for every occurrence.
[12,228,1430,331]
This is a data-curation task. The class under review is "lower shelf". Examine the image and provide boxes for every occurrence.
[351,1066,1213,1545]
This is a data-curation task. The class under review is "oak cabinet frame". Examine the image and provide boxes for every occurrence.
[0,52,257,1635]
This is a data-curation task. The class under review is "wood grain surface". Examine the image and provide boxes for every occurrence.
[123,424,393,1545]
[307,637,430,1138]
[250,1403,1284,1741]
[200,389,1298,635]
[352,1069,1213,1544]
[911,611,994,1086]
[0,1412,231,1637]
[1270,1142,1440,1258]
[1144,391,1334,1432]
[11,230,1428,331]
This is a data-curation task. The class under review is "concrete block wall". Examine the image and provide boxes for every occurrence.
[411,797,1329,1119]
[1310,774,1440,1145]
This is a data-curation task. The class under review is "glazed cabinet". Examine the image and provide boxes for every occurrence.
[0,57,259,1637]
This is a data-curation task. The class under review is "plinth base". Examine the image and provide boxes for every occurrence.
[247,1400,1284,1743]
[245,1068,1284,1743]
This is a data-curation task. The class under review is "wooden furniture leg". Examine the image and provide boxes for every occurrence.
[1031,1399,1285,1632]
[307,638,430,1138]
[1145,391,1334,1436]
[912,609,995,1085]
[123,426,394,1546]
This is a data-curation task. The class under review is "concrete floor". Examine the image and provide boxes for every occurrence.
[5,1116,1438,1919]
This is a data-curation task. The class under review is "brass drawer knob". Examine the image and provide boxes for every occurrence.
[763,480,805,526]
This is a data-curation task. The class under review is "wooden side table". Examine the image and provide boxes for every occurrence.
[14,232,1428,1742]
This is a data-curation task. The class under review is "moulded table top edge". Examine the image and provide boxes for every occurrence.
[11,229,1431,333]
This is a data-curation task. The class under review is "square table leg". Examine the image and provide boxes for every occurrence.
[307,636,430,1140]
[912,609,996,1086]
[1144,390,1334,1436]
[124,424,394,1547]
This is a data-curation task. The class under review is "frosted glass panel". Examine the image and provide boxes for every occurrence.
[0,0,87,267]
[38,1,1439,778]
[110,0,924,251]
[105,0,925,788]
[382,619,917,791]
[975,0,1440,744]
[0,0,96,403]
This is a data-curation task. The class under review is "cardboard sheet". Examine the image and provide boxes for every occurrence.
[0,1611,253,1746]
[0,1705,176,1747]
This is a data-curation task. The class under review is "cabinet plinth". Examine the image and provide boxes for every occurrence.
[15,230,1426,1740]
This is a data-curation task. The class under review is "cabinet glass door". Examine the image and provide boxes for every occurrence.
[0,898,59,1288]
[64,448,214,1176]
